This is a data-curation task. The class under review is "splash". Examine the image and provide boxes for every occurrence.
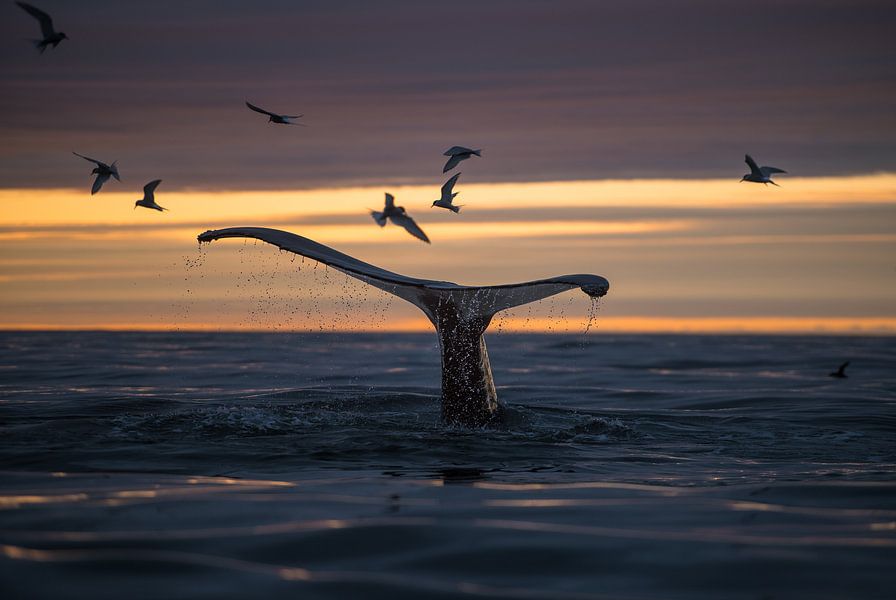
[198,227,609,426]
[583,296,602,338]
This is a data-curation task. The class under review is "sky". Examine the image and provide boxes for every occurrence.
[1,0,894,333]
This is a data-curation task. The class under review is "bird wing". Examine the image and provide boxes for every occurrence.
[760,166,787,175]
[391,213,430,244]
[744,154,762,177]
[370,211,387,227]
[16,2,54,38]
[442,154,464,173]
[444,146,472,156]
[245,101,277,118]
[72,151,104,168]
[285,114,303,119]
[441,173,461,196]
[91,173,110,195]
[839,361,850,372]
[384,193,395,209]
[143,179,162,200]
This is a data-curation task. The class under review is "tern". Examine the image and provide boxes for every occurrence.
[828,361,849,379]
[135,179,166,212]
[15,2,67,53]
[245,101,305,125]
[741,154,787,186]
[72,152,120,195]
[371,193,430,243]
[432,173,462,213]
[442,146,481,173]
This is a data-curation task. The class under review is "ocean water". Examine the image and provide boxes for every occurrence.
[0,331,894,599]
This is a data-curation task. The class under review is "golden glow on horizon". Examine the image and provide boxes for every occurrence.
[1,172,895,227]
[1,317,893,335]
[0,220,692,243]
[1,174,894,334]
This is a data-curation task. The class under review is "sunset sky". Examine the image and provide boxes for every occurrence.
[1,0,894,333]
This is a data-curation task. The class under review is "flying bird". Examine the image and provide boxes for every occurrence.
[371,193,430,243]
[828,361,849,379]
[741,154,787,186]
[135,179,166,212]
[442,146,481,173]
[432,173,462,213]
[15,2,67,53]
[245,101,305,125]
[72,152,120,195]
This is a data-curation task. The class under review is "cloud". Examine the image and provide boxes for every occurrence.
[1,1,895,189]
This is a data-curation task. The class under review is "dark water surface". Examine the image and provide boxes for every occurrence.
[1,332,894,599]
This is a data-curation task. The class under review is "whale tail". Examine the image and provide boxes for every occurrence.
[198,227,609,426]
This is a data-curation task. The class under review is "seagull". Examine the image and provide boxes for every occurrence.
[135,179,166,212]
[15,2,67,53]
[442,146,481,173]
[741,154,787,186]
[828,361,849,379]
[432,173,462,213]
[72,152,120,195]
[245,101,305,125]
[370,193,430,243]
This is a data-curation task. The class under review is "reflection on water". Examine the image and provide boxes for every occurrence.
[0,332,894,598]
[2,470,895,598]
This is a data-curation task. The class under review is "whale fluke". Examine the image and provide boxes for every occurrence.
[198,227,609,426]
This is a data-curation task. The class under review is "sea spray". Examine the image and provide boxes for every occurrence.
[582,296,602,339]
[172,242,209,330]
[196,226,608,426]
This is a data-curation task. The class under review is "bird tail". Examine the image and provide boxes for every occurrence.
[30,39,46,53]
[768,180,781,187]
[370,211,387,227]
[472,149,482,157]
[112,162,121,181]
[451,205,463,213]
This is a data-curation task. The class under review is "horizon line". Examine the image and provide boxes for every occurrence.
[2,316,894,336]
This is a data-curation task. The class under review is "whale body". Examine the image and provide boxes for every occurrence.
[198,227,610,427]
